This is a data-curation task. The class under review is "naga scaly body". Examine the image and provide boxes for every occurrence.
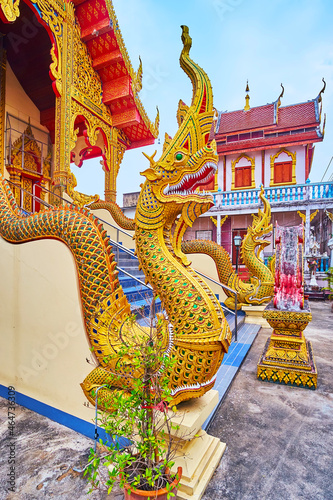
[0,26,231,408]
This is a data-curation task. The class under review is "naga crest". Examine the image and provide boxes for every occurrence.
[139,26,217,212]
[245,187,273,259]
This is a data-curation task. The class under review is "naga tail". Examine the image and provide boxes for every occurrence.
[0,176,129,350]
[89,200,135,231]
[181,239,255,309]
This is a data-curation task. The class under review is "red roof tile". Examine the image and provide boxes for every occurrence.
[216,99,320,137]
[217,104,274,134]
[278,102,318,129]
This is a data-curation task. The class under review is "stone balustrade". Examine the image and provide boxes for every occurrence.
[213,181,333,209]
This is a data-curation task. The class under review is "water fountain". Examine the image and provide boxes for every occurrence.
[257,223,317,389]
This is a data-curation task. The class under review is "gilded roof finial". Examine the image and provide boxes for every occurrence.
[317,78,326,122]
[318,77,326,103]
[278,83,284,104]
[244,80,250,111]
[275,83,284,124]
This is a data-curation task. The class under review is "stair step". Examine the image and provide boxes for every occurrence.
[118,260,141,268]
[119,275,146,288]
[118,267,145,277]
[121,287,154,303]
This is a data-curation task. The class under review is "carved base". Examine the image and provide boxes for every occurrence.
[175,429,226,500]
[257,301,317,389]
[257,339,317,389]
[164,391,226,499]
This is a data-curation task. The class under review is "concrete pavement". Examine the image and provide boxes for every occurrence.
[0,301,332,500]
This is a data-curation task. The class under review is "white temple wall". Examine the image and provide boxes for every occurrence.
[0,236,94,424]
[264,145,306,186]
[221,145,307,192]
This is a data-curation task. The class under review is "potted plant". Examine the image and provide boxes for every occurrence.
[84,298,182,499]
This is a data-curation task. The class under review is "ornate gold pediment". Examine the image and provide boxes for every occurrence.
[10,124,51,177]
[11,124,41,173]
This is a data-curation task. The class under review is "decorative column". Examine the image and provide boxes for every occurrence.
[7,169,21,206]
[52,16,74,204]
[40,178,49,209]
[258,224,317,390]
[104,129,126,202]
[304,205,311,255]
[104,138,117,202]
[216,214,221,246]
[210,215,228,248]
[319,209,323,254]
[261,150,265,186]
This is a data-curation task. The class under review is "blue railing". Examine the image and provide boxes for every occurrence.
[305,256,330,273]
[264,255,330,272]
[213,181,333,208]
[318,257,330,272]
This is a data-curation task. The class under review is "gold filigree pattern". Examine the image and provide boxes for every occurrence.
[210,215,228,227]
[22,177,32,211]
[72,24,108,112]
[0,0,20,22]
[10,125,41,173]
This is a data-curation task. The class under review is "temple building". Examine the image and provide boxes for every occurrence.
[184,82,333,279]
[0,0,158,210]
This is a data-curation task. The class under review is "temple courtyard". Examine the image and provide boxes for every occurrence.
[0,300,332,500]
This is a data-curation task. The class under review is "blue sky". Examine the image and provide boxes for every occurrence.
[74,0,333,204]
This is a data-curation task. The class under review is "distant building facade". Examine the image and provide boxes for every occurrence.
[184,83,333,278]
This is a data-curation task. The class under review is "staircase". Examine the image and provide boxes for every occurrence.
[114,246,161,320]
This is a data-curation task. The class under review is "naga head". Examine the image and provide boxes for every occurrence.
[139,26,217,215]
[247,187,273,254]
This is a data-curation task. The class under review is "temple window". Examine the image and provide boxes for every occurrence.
[270,148,296,186]
[231,153,255,190]
[274,161,292,184]
[5,114,52,212]
[196,230,213,241]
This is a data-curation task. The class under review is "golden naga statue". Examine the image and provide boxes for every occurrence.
[94,187,274,310]
[0,26,232,408]
[182,188,274,309]
[67,171,100,208]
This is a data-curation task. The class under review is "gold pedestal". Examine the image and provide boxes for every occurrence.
[257,300,317,389]
[167,390,226,500]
